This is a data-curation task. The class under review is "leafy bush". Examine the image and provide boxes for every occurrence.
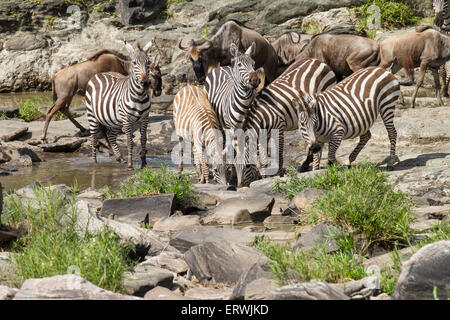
[2,185,136,292]
[103,165,197,206]
[274,163,414,250]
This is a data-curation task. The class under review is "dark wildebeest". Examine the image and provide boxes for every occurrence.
[178,20,278,84]
[270,31,313,72]
[378,26,450,108]
[40,50,163,142]
[295,33,380,81]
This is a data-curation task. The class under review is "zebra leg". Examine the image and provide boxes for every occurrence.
[441,66,449,98]
[380,111,399,171]
[178,137,184,172]
[327,129,344,166]
[312,144,324,170]
[348,131,372,166]
[278,130,285,176]
[201,152,210,184]
[193,141,204,183]
[106,128,123,163]
[431,67,443,106]
[123,123,134,169]
[90,123,101,164]
[140,118,149,168]
[257,140,268,178]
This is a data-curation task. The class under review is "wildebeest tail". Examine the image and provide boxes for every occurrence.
[52,76,57,103]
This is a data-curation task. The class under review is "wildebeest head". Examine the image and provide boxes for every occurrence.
[179,38,214,84]
[230,41,260,90]
[149,54,162,97]
[292,92,321,153]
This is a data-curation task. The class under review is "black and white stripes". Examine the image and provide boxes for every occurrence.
[295,66,401,171]
[85,41,161,168]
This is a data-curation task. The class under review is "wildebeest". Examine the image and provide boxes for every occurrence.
[295,33,380,80]
[178,20,278,84]
[270,31,313,71]
[378,26,450,108]
[40,49,162,142]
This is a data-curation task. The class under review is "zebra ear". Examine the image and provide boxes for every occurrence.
[143,41,153,54]
[255,67,265,93]
[245,42,256,57]
[124,41,134,55]
[153,54,161,67]
[230,42,239,57]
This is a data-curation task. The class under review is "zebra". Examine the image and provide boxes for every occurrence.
[173,85,227,185]
[85,41,162,168]
[433,0,450,34]
[236,58,337,186]
[293,66,401,172]
[439,60,450,97]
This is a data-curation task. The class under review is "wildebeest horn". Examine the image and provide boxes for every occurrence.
[178,39,189,50]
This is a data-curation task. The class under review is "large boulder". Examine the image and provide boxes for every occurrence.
[301,7,356,34]
[293,222,341,253]
[123,265,174,297]
[13,274,141,300]
[184,241,270,285]
[118,0,166,25]
[393,241,450,300]
[231,263,275,300]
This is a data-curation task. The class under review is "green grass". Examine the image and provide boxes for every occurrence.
[274,163,414,251]
[354,0,420,38]
[18,98,44,122]
[102,165,197,207]
[1,184,136,292]
[250,235,367,286]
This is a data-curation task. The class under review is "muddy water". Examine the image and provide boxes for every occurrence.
[0,152,175,192]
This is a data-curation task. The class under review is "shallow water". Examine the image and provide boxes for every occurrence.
[0,152,175,192]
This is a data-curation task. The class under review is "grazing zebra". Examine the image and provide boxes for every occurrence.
[433,0,450,34]
[293,66,401,171]
[236,58,337,186]
[85,41,162,168]
[173,85,227,184]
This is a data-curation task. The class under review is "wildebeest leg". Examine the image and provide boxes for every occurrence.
[412,62,429,108]
[398,56,415,86]
[60,103,89,136]
[431,67,443,106]
[41,97,69,142]
[348,131,372,166]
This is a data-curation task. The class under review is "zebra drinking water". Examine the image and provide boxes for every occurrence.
[85,41,162,168]
[294,66,401,171]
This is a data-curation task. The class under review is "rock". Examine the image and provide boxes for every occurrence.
[263,215,297,229]
[0,286,19,300]
[4,33,48,51]
[184,286,233,300]
[40,138,87,152]
[64,200,178,257]
[270,280,350,300]
[184,241,270,285]
[8,154,32,167]
[0,252,13,276]
[330,276,379,299]
[363,247,415,269]
[0,146,41,164]
[124,265,174,297]
[409,219,441,233]
[13,274,141,300]
[141,251,188,274]
[100,194,176,225]
[153,215,200,232]
[194,183,240,207]
[1,126,28,142]
[301,7,356,34]
[293,222,341,253]
[76,188,103,209]
[245,277,279,300]
[118,0,166,25]
[144,286,188,300]
[202,195,275,225]
[169,225,255,253]
[231,263,274,300]
[393,241,450,300]
[413,205,450,220]
[370,293,391,300]
[290,188,328,211]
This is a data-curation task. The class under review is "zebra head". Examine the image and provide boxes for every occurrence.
[293,92,321,153]
[230,42,260,91]
[125,40,155,92]
[434,0,445,14]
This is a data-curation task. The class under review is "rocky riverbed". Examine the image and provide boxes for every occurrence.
[0,0,449,301]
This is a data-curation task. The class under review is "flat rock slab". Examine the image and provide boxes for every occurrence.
[141,251,188,274]
[0,285,18,300]
[413,205,450,220]
[270,281,350,300]
[40,138,87,152]
[153,215,200,232]
[124,265,174,297]
[169,225,255,253]
[100,194,175,225]
[393,240,450,300]
[184,286,233,300]
[1,126,28,142]
[184,241,270,285]
[263,215,297,229]
[13,274,141,300]
[144,286,188,300]
[293,222,340,253]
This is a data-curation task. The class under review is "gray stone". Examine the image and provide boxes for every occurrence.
[0,285,18,300]
[290,188,328,211]
[263,215,297,229]
[409,219,441,233]
[100,194,175,225]
[9,154,32,167]
[141,251,188,274]
[4,33,48,51]
[363,247,415,269]
[245,277,279,300]
[153,215,200,232]
[144,286,188,300]
[301,7,356,34]
[231,263,274,300]
[270,281,350,300]
[40,138,87,152]
[393,241,450,300]
[124,265,174,297]
[293,222,340,253]
[413,205,450,220]
[1,126,28,142]
[13,274,141,300]
[169,225,255,253]
[184,286,233,300]
[184,241,270,285]
[202,195,274,225]
[118,0,166,25]
[330,276,379,299]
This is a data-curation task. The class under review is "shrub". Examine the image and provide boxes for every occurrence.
[103,165,197,207]
[18,98,44,122]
